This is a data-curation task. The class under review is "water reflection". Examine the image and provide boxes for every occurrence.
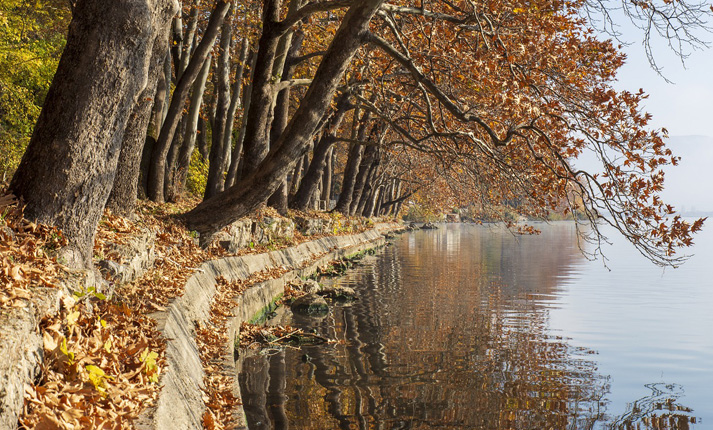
[237,224,653,429]
[611,383,697,430]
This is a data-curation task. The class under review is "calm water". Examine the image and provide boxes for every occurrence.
[238,222,713,429]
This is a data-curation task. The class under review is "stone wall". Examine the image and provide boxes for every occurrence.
[137,223,399,430]
[0,217,398,429]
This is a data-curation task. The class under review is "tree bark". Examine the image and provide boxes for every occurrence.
[239,0,282,179]
[205,4,234,199]
[197,116,209,160]
[362,184,381,218]
[321,146,333,204]
[164,115,186,201]
[10,0,178,268]
[178,0,202,77]
[291,95,351,210]
[267,17,303,215]
[106,21,172,216]
[225,49,256,187]
[334,110,371,213]
[349,143,378,215]
[355,160,377,215]
[220,39,249,185]
[147,0,230,203]
[288,156,304,197]
[335,143,364,213]
[183,0,385,238]
[149,48,171,140]
[175,53,212,196]
[266,69,292,215]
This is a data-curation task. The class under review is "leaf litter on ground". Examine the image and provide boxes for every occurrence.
[1,190,375,429]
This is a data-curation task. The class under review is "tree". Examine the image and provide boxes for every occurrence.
[182,0,386,238]
[7,0,706,268]
[9,0,177,268]
[146,0,231,203]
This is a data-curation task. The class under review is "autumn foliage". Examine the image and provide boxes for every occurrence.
[1,0,710,427]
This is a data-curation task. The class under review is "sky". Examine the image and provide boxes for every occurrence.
[606,12,713,137]
[585,12,713,212]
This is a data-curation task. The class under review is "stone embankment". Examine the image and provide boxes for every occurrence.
[0,215,399,429]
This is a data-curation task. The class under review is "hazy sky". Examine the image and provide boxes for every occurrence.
[606,14,713,137]
[588,13,713,212]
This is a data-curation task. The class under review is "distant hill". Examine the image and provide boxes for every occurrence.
[663,135,713,214]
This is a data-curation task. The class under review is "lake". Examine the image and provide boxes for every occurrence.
[238,221,713,429]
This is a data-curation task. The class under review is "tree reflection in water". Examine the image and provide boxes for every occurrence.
[236,224,665,429]
[610,383,698,430]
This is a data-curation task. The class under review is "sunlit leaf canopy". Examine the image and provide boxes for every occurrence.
[2,0,707,267]
[0,0,70,177]
[284,0,706,266]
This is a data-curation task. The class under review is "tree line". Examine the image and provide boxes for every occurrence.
[4,0,709,269]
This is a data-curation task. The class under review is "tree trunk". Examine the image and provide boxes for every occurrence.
[291,94,350,210]
[10,0,178,268]
[164,115,186,201]
[334,110,371,213]
[321,146,333,204]
[266,75,292,215]
[335,143,363,213]
[267,20,303,215]
[362,184,381,218]
[354,159,377,215]
[225,49,257,188]
[175,53,212,196]
[147,0,231,203]
[197,116,209,160]
[149,48,171,140]
[239,0,282,179]
[183,0,385,239]
[205,4,234,199]
[178,0,202,76]
[106,22,172,216]
[288,156,304,197]
[219,39,249,186]
[349,143,378,215]
[170,14,183,80]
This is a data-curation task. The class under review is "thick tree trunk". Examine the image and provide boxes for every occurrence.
[106,24,172,216]
[147,0,230,203]
[183,0,385,238]
[10,0,178,268]
[205,5,234,199]
[175,53,212,196]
